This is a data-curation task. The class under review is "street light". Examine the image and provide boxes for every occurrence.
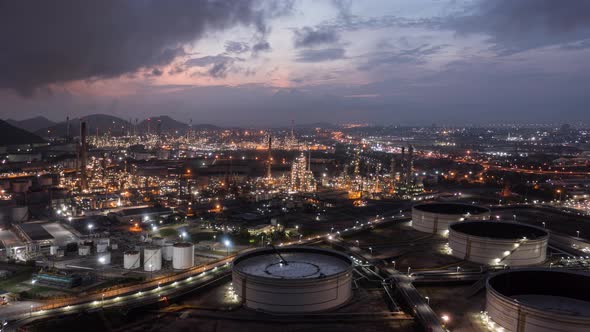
[425,296,430,304]
[224,240,231,256]
[369,247,373,255]
[441,314,450,324]
[542,222,546,228]
[407,267,411,276]
[391,261,396,269]
[102,293,105,307]
[355,240,360,247]
[576,231,580,238]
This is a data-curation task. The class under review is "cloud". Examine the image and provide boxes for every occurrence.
[225,41,251,54]
[445,0,590,54]
[0,0,286,95]
[252,41,272,54]
[358,44,448,70]
[185,55,244,78]
[331,0,353,23]
[295,48,346,62]
[293,27,340,48]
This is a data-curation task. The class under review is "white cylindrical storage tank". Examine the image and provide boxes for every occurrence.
[144,246,162,272]
[96,242,108,253]
[49,245,59,256]
[172,242,194,270]
[98,252,111,265]
[486,269,590,332]
[152,237,165,246]
[124,250,141,270]
[232,246,353,313]
[11,206,29,223]
[448,221,548,266]
[78,245,91,256]
[162,242,173,261]
[411,202,490,235]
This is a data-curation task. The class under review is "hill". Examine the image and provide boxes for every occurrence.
[0,119,46,145]
[6,116,56,132]
[36,114,130,137]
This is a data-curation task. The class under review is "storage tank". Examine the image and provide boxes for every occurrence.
[38,176,53,187]
[144,246,162,272]
[486,269,590,332]
[96,242,108,253]
[11,180,31,193]
[123,250,141,269]
[162,242,173,261]
[49,245,59,256]
[172,242,194,270]
[448,221,548,266]
[78,245,91,256]
[232,246,353,313]
[411,202,490,235]
[11,206,29,223]
[98,252,111,265]
[152,237,165,246]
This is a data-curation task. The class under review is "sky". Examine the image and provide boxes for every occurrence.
[1,0,590,126]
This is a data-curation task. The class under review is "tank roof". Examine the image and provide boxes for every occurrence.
[233,247,352,280]
[173,242,193,247]
[488,270,590,316]
[450,221,547,239]
[413,202,489,215]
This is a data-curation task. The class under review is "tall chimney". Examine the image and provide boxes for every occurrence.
[267,133,272,178]
[80,121,88,191]
[66,116,70,141]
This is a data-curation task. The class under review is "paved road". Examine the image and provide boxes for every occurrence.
[0,213,407,329]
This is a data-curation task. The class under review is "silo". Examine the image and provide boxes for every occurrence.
[124,250,141,269]
[172,242,194,270]
[152,237,165,246]
[162,242,173,261]
[78,245,91,256]
[96,242,108,253]
[144,246,162,272]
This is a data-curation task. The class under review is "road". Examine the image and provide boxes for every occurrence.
[0,212,408,330]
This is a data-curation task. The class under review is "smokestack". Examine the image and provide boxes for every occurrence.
[66,116,70,141]
[80,121,88,191]
[267,133,272,178]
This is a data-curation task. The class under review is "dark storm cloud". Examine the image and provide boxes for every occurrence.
[293,27,340,48]
[446,0,590,54]
[225,41,251,54]
[295,48,346,62]
[0,0,287,95]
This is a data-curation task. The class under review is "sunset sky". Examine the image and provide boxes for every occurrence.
[2,0,590,126]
